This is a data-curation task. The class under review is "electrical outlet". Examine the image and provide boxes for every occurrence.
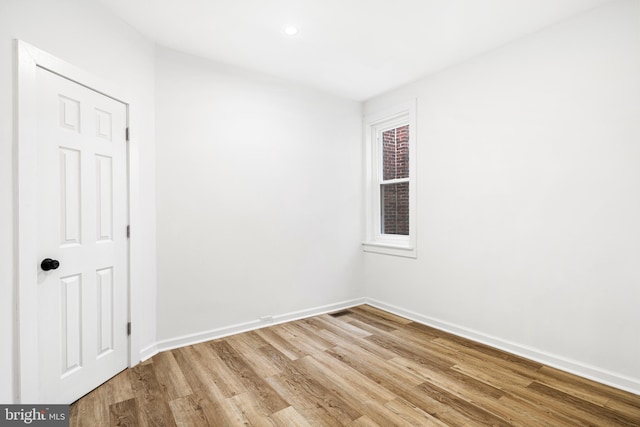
[260,315,273,323]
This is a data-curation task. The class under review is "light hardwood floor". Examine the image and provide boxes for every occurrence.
[70,305,640,426]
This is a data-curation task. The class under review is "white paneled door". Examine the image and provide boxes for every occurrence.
[36,67,128,403]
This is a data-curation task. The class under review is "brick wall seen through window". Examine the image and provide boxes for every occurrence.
[381,125,409,235]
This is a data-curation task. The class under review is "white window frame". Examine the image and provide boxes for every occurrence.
[363,100,417,258]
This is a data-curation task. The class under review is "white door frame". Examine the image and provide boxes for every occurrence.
[14,40,141,403]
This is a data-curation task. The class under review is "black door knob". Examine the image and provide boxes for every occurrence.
[41,258,60,271]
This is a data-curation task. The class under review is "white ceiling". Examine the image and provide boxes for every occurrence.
[96,0,613,100]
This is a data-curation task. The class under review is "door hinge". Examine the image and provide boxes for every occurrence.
[126,127,130,141]
[127,322,131,336]
[126,225,130,239]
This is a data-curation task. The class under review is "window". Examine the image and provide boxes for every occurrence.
[363,101,416,257]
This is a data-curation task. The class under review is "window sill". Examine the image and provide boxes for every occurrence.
[362,241,416,258]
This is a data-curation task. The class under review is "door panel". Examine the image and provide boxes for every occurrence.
[59,147,82,245]
[96,155,113,242]
[97,267,114,357]
[60,274,82,377]
[36,67,128,404]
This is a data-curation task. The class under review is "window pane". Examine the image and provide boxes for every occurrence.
[382,125,409,180]
[380,182,409,235]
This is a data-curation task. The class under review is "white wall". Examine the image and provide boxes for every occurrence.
[155,48,363,342]
[0,0,157,402]
[3,0,636,404]
[364,0,640,392]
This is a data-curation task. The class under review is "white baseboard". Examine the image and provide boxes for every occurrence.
[139,343,158,362]
[154,298,367,354]
[365,298,640,396]
[138,295,639,396]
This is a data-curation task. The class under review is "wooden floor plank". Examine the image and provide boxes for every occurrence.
[171,347,229,403]
[267,356,361,425]
[417,381,511,426]
[429,336,542,384]
[527,381,640,426]
[318,314,372,338]
[314,323,399,360]
[269,406,314,427]
[604,397,640,421]
[254,327,307,360]
[389,357,505,401]
[109,397,140,427]
[272,323,330,355]
[70,304,640,426]
[326,346,488,426]
[327,344,425,387]
[347,312,400,333]
[70,388,110,427]
[347,415,380,426]
[265,374,348,427]
[284,322,335,350]
[353,305,413,325]
[365,333,455,370]
[225,335,282,379]
[167,394,214,427]
[228,391,278,426]
[129,363,177,427]
[293,355,410,426]
[383,398,450,427]
[433,335,543,374]
[306,349,398,403]
[151,351,193,401]
[537,365,640,406]
[209,340,289,414]
[450,359,535,391]
[494,395,579,427]
[389,358,540,426]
